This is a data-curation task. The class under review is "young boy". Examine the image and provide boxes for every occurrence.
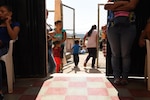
[72,40,81,67]
[52,41,61,73]
[139,18,150,47]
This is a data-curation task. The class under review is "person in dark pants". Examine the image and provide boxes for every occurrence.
[83,25,98,69]
[0,5,20,99]
[104,0,139,85]
[46,9,56,74]
[72,40,80,67]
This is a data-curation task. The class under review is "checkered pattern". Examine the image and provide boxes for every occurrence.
[4,74,150,100]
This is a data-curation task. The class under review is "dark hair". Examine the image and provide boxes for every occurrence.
[55,20,62,25]
[87,25,97,37]
[75,40,79,44]
[0,5,12,12]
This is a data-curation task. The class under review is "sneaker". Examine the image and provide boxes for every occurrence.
[59,69,63,73]
[114,78,121,85]
[120,79,128,85]
[0,94,4,100]
[91,66,95,69]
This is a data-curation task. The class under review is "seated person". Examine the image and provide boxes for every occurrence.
[0,5,20,99]
[139,18,150,47]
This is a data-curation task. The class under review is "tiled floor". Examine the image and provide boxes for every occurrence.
[3,52,150,100]
[3,74,150,100]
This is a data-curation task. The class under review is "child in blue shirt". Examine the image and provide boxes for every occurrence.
[72,40,81,67]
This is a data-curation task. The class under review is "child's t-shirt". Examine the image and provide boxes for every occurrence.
[72,44,80,54]
[53,29,66,46]
[53,47,61,57]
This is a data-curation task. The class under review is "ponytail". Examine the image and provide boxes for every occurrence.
[87,25,97,37]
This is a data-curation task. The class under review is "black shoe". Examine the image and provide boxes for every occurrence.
[59,69,63,73]
[0,94,4,100]
[120,79,128,86]
[92,67,95,69]
[114,78,121,85]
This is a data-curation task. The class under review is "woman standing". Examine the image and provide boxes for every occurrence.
[83,25,98,69]
[0,5,20,99]
[104,0,139,85]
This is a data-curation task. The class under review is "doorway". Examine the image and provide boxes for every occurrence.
[46,1,108,74]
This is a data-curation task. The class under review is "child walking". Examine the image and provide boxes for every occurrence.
[72,40,81,67]
[52,41,61,73]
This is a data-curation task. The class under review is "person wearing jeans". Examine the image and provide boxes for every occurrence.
[105,0,139,85]
[107,24,136,84]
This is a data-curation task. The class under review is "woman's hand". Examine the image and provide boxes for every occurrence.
[83,43,86,48]
[139,39,145,47]
[5,16,11,24]
[139,30,147,47]
[104,2,115,10]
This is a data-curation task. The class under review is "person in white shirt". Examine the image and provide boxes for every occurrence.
[83,25,98,69]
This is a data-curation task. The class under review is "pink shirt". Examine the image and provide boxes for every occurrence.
[114,11,129,17]
[86,30,98,48]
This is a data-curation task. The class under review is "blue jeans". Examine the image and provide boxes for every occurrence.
[107,24,136,79]
[0,46,8,90]
[48,43,56,74]
[73,54,79,66]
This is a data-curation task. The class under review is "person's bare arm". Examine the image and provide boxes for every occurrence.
[139,23,150,47]
[104,0,139,11]
[96,33,98,48]
[114,0,139,11]
[6,16,20,40]
[104,1,129,10]
[48,31,58,41]
[83,33,87,47]
[144,23,150,40]
[60,32,67,44]
[139,30,147,47]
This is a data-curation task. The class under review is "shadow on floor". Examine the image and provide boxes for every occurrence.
[84,68,101,74]
[107,77,150,100]
[66,67,81,73]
